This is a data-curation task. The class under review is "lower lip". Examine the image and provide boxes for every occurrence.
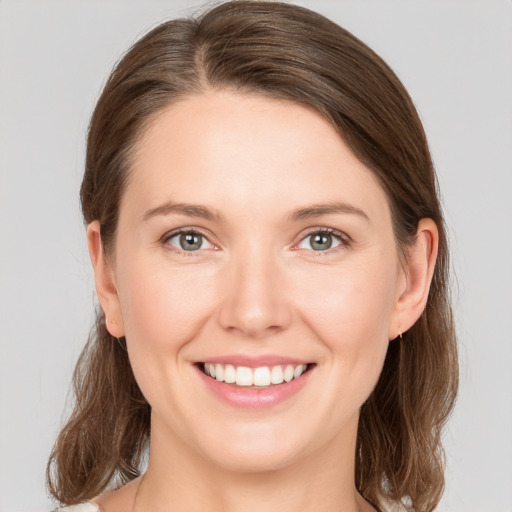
[196,365,313,409]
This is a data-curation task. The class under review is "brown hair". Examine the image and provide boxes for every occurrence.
[47,2,458,511]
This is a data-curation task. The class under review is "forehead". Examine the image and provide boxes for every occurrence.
[123,90,390,224]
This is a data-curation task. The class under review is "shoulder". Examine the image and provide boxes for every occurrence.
[52,504,101,512]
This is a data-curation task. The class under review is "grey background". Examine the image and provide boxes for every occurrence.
[1,1,511,511]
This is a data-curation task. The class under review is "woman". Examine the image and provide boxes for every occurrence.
[47,2,458,511]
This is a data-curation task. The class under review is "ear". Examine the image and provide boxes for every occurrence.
[389,218,439,339]
[87,221,125,338]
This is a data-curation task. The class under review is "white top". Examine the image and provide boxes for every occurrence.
[53,505,101,512]
[53,498,403,512]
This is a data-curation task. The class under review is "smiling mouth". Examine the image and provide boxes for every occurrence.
[199,362,312,388]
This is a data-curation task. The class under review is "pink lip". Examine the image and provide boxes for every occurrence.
[199,355,310,368]
[195,363,314,409]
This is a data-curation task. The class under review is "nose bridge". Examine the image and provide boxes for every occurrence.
[217,238,291,338]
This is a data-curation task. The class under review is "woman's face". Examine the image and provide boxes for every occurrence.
[97,91,409,472]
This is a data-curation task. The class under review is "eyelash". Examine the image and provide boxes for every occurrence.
[296,227,350,256]
[160,228,217,256]
[160,227,350,256]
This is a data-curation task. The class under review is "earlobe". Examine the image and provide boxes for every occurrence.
[390,218,439,339]
[86,221,125,338]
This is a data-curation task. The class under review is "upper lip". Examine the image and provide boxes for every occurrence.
[198,355,312,368]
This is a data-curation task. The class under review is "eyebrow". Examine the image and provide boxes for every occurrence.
[142,201,223,222]
[142,200,369,223]
[288,201,370,223]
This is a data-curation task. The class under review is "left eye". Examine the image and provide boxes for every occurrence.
[165,231,214,252]
[297,230,344,252]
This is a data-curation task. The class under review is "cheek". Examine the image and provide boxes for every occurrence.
[297,258,396,334]
[115,256,218,381]
[293,256,397,382]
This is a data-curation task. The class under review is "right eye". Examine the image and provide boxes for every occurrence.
[163,230,216,252]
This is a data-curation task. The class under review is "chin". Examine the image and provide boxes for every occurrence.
[190,419,322,475]
[206,443,302,474]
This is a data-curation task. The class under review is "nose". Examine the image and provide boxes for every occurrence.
[217,245,292,339]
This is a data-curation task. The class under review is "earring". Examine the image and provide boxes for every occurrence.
[116,336,127,351]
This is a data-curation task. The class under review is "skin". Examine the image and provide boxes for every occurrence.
[88,90,438,512]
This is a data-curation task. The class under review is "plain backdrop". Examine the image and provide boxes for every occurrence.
[0,1,511,511]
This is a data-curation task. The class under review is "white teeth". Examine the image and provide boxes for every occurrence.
[294,364,306,379]
[283,365,294,382]
[215,364,224,381]
[202,363,309,387]
[224,364,236,383]
[235,366,253,386]
[270,365,284,384]
[253,366,271,387]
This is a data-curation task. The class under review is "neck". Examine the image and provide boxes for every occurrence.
[135,416,375,512]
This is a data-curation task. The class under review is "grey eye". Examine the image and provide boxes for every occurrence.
[166,231,212,251]
[297,231,343,252]
[179,233,203,251]
[310,233,333,251]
